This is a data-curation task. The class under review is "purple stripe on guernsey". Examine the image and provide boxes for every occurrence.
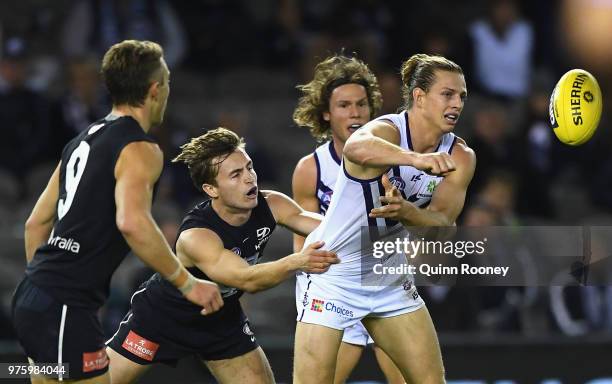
[404,111,443,152]
[328,141,341,165]
[361,182,380,242]
[403,111,413,150]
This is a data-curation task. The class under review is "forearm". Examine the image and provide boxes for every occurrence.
[24,222,54,263]
[243,255,299,293]
[344,134,415,168]
[400,206,453,227]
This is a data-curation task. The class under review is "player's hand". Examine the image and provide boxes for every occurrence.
[297,241,340,274]
[411,152,455,176]
[369,174,415,221]
[183,278,224,316]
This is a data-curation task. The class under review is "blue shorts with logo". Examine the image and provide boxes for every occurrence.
[106,278,258,365]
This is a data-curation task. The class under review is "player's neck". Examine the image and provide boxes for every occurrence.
[407,111,443,153]
[110,105,152,132]
[211,199,252,227]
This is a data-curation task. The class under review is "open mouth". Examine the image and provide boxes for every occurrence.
[348,123,362,133]
[246,186,258,198]
[444,113,459,124]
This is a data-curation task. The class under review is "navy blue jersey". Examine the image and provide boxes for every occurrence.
[26,116,156,309]
[145,193,276,322]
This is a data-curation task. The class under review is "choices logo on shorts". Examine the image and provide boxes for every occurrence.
[310,298,354,318]
[325,302,354,318]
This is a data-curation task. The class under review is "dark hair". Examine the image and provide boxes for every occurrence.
[101,40,164,107]
[400,54,463,110]
[172,128,246,190]
[293,54,382,141]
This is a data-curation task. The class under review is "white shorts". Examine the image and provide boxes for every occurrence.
[296,271,424,332]
[342,322,373,346]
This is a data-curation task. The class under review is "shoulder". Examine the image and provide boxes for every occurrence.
[294,153,317,176]
[292,153,317,192]
[451,136,476,165]
[120,141,162,161]
[261,189,291,206]
[115,141,163,178]
[261,189,300,221]
[449,136,476,180]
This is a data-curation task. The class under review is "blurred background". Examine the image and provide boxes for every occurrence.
[1,0,611,382]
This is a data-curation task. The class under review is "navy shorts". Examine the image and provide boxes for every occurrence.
[11,276,109,380]
[106,284,258,366]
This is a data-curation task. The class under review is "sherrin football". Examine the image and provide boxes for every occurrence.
[549,69,602,146]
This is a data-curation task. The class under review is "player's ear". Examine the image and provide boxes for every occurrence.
[202,183,218,199]
[413,87,425,108]
[148,81,160,100]
[323,111,331,122]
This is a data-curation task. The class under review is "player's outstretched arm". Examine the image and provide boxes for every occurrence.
[291,154,319,252]
[24,162,61,262]
[264,190,322,237]
[179,228,339,294]
[344,120,456,180]
[370,139,476,226]
[115,141,223,314]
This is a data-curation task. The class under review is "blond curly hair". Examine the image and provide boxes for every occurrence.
[293,55,382,141]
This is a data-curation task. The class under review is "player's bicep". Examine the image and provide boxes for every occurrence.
[178,228,251,288]
[114,142,163,217]
[349,120,401,147]
[291,155,319,212]
[265,190,322,236]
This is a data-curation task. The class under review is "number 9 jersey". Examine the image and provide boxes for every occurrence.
[26,115,157,309]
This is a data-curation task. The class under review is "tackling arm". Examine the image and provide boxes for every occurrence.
[178,228,337,294]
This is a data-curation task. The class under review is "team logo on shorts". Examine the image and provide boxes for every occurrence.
[122,330,159,362]
[243,322,256,342]
[311,298,324,312]
[403,281,412,291]
[231,247,241,256]
[82,348,109,373]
